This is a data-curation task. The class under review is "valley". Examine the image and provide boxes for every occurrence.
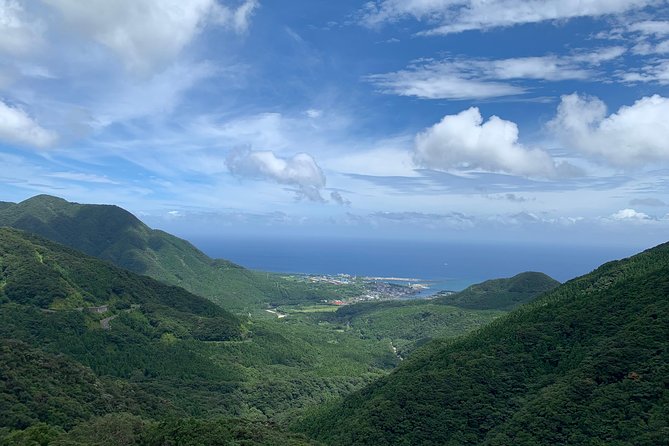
[0,195,666,445]
[2,3,667,444]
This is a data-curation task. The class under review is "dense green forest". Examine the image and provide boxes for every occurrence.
[300,242,669,445]
[323,300,503,356]
[0,228,402,433]
[433,271,560,310]
[0,195,346,310]
[3,195,665,445]
[0,227,432,443]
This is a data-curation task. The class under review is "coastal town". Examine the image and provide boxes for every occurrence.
[285,273,432,305]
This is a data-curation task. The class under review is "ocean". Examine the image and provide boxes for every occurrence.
[190,236,642,293]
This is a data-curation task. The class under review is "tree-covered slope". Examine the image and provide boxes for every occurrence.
[0,228,397,442]
[434,271,560,310]
[0,340,159,431]
[0,195,332,309]
[0,227,241,339]
[326,300,503,357]
[300,243,669,445]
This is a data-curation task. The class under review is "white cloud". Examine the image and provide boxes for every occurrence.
[93,61,216,127]
[367,49,625,100]
[550,93,669,166]
[620,59,669,83]
[600,20,669,56]
[632,40,669,55]
[610,208,651,220]
[42,0,259,74]
[360,0,659,34]
[0,100,57,148]
[228,0,260,33]
[226,148,327,201]
[0,0,43,55]
[627,20,669,36]
[414,107,563,178]
[368,65,524,100]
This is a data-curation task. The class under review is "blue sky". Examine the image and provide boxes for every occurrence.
[1,0,669,247]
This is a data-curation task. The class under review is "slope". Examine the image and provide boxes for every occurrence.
[0,195,332,309]
[324,299,503,357]
[301,243,669,445]
[434,271,560,310]
[0,228,397,441]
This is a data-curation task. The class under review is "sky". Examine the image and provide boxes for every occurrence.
[1,0,669,247]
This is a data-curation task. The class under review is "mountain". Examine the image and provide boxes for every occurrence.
[0,195,329,309]
[324,272,557,356]
[325,299,503,357]
[0,228,394,443]
[434,271,560,310]
[300,242,669,445]
[0,227,241,427]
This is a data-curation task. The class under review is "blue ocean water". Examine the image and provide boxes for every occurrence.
[190,236,642,293]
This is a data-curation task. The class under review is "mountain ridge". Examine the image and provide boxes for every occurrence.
[434,271,560,310]
[0,195,319,309]
[300,241,669,445]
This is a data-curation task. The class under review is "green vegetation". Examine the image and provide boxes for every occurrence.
[324,300,503,356]
[5,195,658,445]
[300,243,669,445]
[434,271,560,310]
[0,195,344,310]
[0,228,398,443]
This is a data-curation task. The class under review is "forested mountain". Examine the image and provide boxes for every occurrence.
[434,271,560,310]
[0,195,335,309]
[0,228,387,444]
[301,242,669,445]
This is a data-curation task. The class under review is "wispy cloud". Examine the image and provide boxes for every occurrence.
[42,0,258,75]
[359,0,659,34]
[367,48,626,100]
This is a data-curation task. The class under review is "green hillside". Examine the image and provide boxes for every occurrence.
[434,271,560,310]
[325,300,503,357]
[0,195,339,309]
[300,242,669,445]
[0,228,397,443]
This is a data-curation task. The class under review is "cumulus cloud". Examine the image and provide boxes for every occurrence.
[360,0,658,34]
[609,208,652,220]
[0,100,57,148]
[367,48,624,100]
[42,0,259,74]
[226,148,326,201]
[414,107,568,178]
[550,93,669,166]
